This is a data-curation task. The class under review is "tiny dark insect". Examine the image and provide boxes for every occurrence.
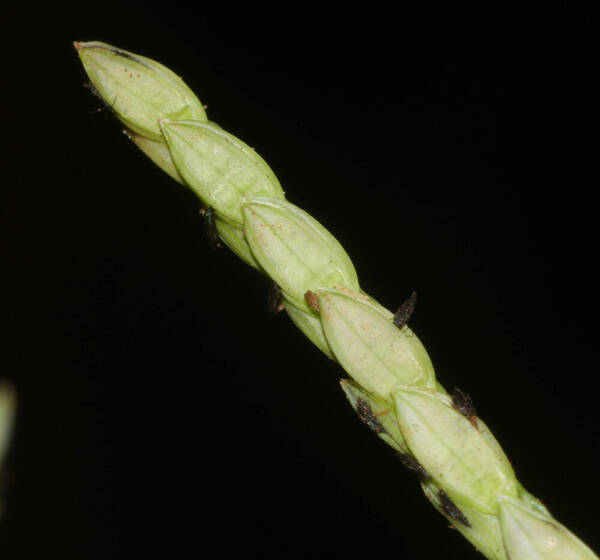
[451,387,478,428]
[397,452,430,480]
[199,207,222,250]
[304,290,320,312]
[267,281,285,316]
[438,489,471,527]
[356,398,386,434]
[393,290,418,329]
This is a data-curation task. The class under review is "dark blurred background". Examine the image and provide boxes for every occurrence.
[1,2,598,558]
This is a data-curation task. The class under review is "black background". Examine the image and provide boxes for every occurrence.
[1,2,598,559]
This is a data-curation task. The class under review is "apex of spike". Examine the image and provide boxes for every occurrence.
[74,41,207,140]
